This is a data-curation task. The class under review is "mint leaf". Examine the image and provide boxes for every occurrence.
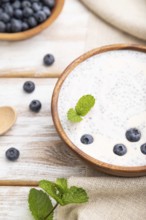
[56,178,68,192]
[39,180,64,205]
[67,108,83,122]
[28,188,53,220]
[62,186,89,205]
[75,95,95,116]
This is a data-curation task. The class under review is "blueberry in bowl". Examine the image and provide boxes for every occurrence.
[0,0,64,41]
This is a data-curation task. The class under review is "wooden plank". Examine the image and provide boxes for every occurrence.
[0,78,102,184]
[0,0,145,78]
[0,0,89,78]
[0,186,34,220]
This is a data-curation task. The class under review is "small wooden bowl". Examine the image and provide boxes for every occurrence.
[52,44,146,177]
[0,0,64,41]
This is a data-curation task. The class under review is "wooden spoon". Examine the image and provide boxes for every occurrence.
[0,106,17,135]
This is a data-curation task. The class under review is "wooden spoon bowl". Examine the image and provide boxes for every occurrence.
[51,44,146,177]
[0,106,16,135]
[0,0,64,41]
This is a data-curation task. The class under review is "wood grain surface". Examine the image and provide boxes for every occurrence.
[0,187,33,220]
[0,0,145,78]
[0,78,103,186]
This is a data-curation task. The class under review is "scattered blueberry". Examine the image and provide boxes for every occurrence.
[140,143,146,155]
[81,134,94,145]
[113,144,127,156]
[43,54,55,66]
[126,128,141,142]
[6,147,20,161]
[23,81,35,93]
[29,100,42,112]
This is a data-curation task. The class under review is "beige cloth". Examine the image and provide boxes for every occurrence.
[80,0,146,41]
[58,177,146,220]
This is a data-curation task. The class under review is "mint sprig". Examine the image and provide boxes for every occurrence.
[67,95,95,122]
[28,178,88,220]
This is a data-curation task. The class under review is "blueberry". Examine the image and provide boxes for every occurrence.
[43,6,51,17]
[32,2,42,12]
[6,147,20,161]
[23,7,33,17]
[43,54,55,66]
[35,11,47,23]
[42,0,55,9]
[29,100,42,112]
[27,16,37,27]
[12,1,21,9]
[6,22,11,32]
[126,128,141,142]
[81,134,94,145]
[0,12,10,23]
[140,143,146,155]
[23,81,35,93]
[14,9,23,19]
[113,144,127,156]
[22,1,31,8]
[11,19,22,32]
[22,22,29,31]
[3,4,13,16]
[0,21,6,32]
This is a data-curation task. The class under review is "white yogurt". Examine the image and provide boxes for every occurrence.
[58,50,146,167]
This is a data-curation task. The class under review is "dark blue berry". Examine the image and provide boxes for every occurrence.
[6,22,11,32]
[0,21,6,32]
[43,54,55,66]
[0,12,10,23]
[81,134,94,145]
[42,0,55,9]
[11,19,22,32]
[113,144,127,156]
[22,22,29,31]
[27,16,37,27]
[23,7,33,17]
[3,4,13,16]
[32,2,42,12]
[126,128,141,142]
[12,1,21,9]
[14,9,23,19]
[140,143,146,155]
[23,81,35,93]
[29,100,42,112]
[22,1,31,8]
[35,11,46,23]
[43,6,51,17]
[6,148,20,161]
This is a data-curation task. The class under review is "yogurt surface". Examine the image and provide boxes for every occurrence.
[58,50,146,167]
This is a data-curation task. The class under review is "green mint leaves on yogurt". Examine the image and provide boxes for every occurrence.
[28,178,88,220]
[67,94,95,122]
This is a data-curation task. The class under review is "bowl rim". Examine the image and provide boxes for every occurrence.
[0,0,65,41]
[51,43,146,177]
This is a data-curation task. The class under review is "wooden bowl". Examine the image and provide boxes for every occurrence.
[0,0,64,41]
[52,44,146,177]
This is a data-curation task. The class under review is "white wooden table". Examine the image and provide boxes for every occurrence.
[0,0,145,219]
